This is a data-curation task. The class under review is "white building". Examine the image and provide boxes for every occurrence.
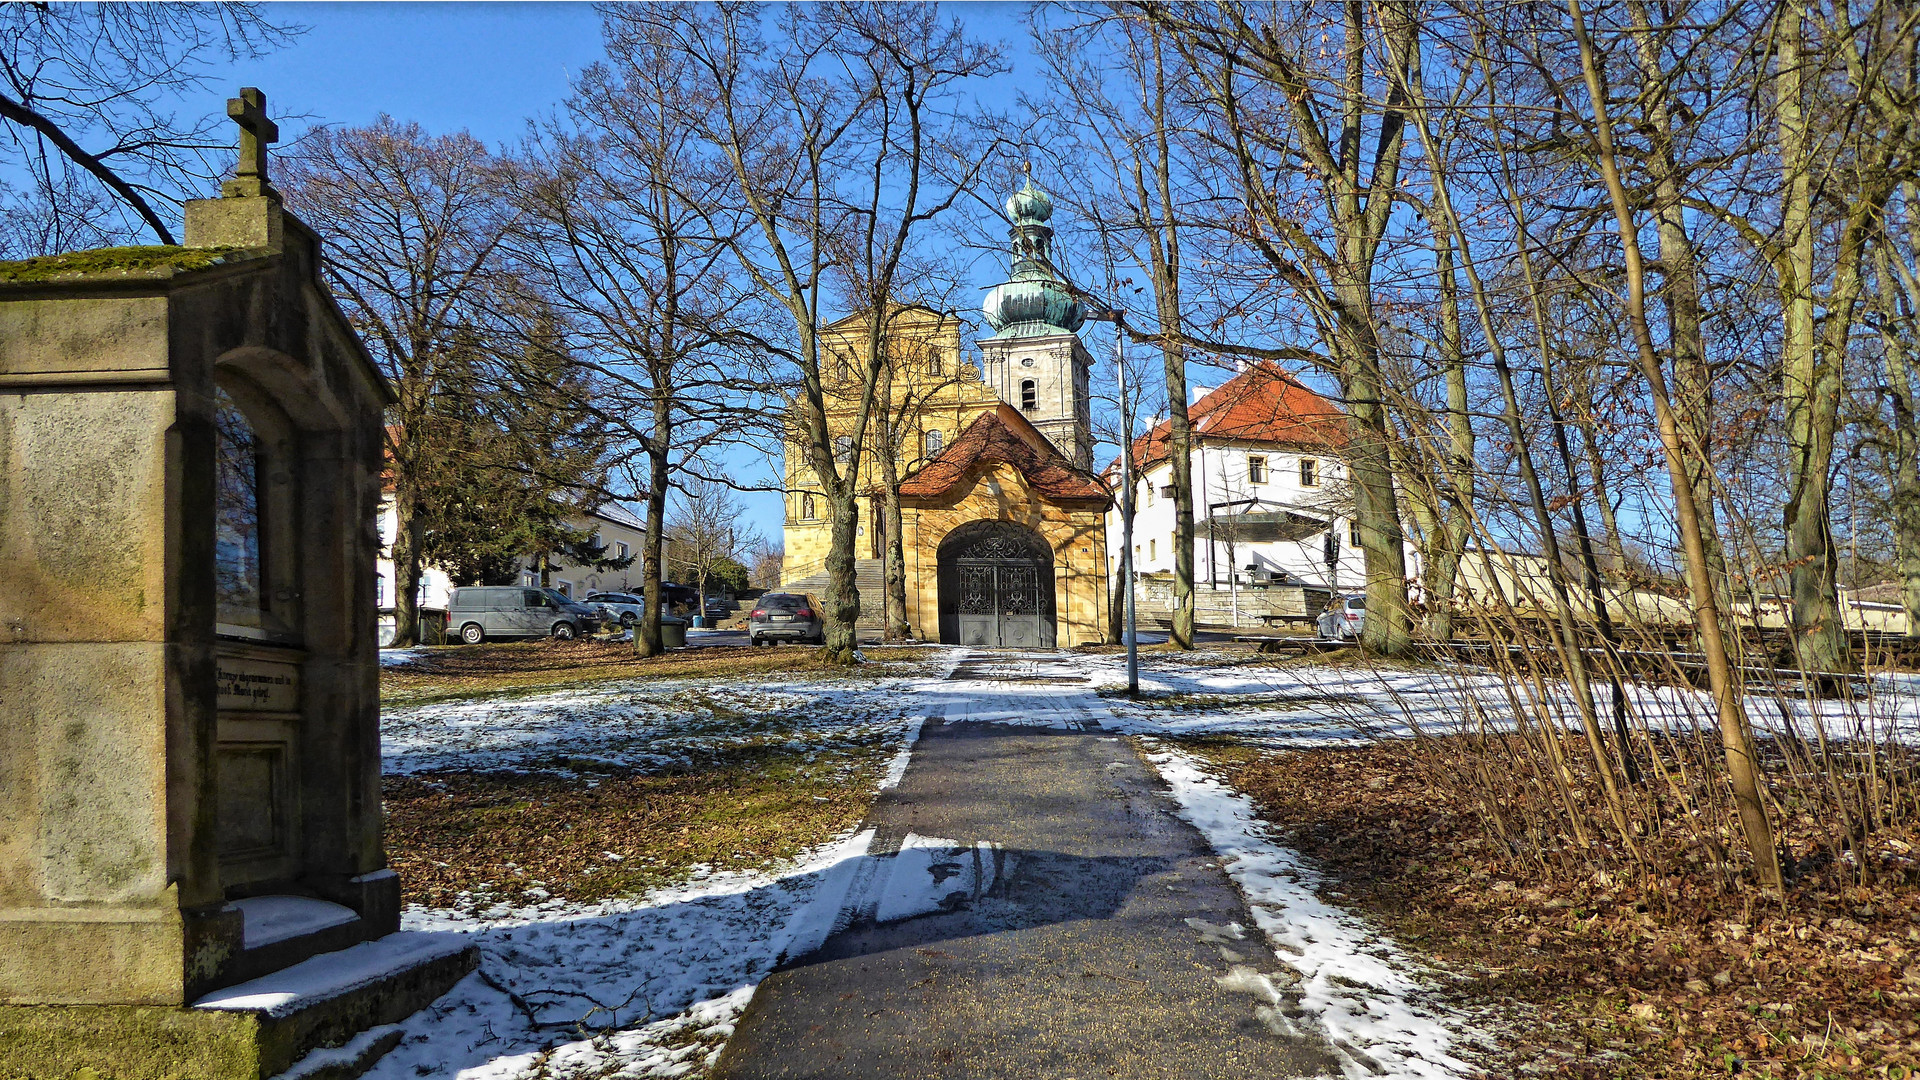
[1107,362,1368,613]
[375,497,649,613]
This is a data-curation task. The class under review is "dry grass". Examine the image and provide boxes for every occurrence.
[385,732,892,908]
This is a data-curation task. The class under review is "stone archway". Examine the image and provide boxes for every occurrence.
[936,519,1056,648]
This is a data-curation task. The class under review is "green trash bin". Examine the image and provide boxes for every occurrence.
[659,616,688,648]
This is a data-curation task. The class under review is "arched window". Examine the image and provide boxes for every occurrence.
[801,492,818,520]
[1020,379,1037,411]
[924,429,943,458]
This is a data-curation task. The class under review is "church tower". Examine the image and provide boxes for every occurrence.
[981,180,1094,469]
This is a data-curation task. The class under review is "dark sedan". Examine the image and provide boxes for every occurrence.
[748,592,823,645]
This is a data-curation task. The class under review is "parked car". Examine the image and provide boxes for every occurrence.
[748,592,823,646]
[449,586,602,644]
[587,591,645,629]
[1316,595,1366,641]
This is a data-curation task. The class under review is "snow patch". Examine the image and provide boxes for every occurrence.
[1143,741,1473,1080]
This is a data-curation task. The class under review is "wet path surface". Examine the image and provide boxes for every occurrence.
[711,653,1339,1079]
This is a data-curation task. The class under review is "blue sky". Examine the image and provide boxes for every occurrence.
[209,1,1086,545]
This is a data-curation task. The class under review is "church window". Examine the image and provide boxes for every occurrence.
[834,435,852,461]
[924,429,943,457]
[1300,457,1319,487]
[1247,455,1267,485]
[1020,379,1037,411]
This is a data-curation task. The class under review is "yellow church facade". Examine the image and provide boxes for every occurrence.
[780,183,1113,647]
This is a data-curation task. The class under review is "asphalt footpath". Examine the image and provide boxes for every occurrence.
[710,654,1340,1079]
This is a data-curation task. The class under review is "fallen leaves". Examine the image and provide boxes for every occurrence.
[1182,737,1920,1080]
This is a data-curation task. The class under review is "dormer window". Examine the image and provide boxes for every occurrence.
[1020,379,1037,411]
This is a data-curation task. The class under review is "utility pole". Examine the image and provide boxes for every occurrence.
[1118,318,1138,696]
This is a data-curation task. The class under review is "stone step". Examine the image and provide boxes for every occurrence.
[0,932,478,1080]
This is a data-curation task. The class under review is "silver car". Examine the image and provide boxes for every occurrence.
[449,586,602,644]
[1317,594,1366,641]
[587,590,645,630]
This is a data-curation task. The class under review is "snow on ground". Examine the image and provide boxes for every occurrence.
[1144,740,1474,1079]
[366,830,878,1080]
[321,643,1913,1079]
[332,669,933,1080]
[1081,647,1920,748]
[379,647,428,668]
[381,675,925,777]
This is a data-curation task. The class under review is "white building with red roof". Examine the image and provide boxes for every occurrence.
[1109,361,1371,620]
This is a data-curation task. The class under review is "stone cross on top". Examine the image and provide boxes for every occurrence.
[223,86,279,199]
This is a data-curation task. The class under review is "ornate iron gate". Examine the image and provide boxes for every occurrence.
[939,523,1055,648]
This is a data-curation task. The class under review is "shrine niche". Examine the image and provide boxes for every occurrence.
[0,88,473,1079]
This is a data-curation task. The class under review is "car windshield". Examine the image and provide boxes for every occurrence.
[760,594,803,610]
[545,589,578,606]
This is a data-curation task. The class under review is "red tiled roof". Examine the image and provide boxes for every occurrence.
[898,404,1111,504]
[1120,361,1349,474]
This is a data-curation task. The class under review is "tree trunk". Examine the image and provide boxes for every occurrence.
[1424,215,1474,641]
[1572,0,1781,890]
[1338,318,1414,657]
[1165,358,1197,650]
[1876,241,1920,636]
[822,487,862,661]
[882,482,910,641]
[390,493,424,647]
[635,398,672,656]
[1146,29,1196,651]
[1774,1,1850,672]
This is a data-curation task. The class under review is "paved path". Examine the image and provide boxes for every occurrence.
[712,653,1339,1079]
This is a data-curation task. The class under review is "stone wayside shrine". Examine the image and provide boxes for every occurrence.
[0,90,474,1078]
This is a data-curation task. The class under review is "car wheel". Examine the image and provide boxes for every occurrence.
[621,613,636,628]
[460,623,485,645]
[552,622,576,641]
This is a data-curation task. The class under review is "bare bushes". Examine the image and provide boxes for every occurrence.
[1387,612,1919,898]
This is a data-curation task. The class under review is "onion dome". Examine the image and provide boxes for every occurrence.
[982,180,1083,338]
[1005,180,1053,224]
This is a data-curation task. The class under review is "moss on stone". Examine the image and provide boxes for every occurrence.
[0,246,241,283]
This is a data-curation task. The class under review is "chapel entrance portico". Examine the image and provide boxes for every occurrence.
[937,519,1056,648]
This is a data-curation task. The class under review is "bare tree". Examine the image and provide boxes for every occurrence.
[0,3,298,249]
[668,477,758,611]
[513,15,755,657]
[1568,0,1782,891]
[1033,10,1204,649]
[280,118,522,646]
[643,2,1002,662]
[1146,1,1421,656]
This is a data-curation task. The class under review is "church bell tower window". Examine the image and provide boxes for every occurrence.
[1020,380,1037,411]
